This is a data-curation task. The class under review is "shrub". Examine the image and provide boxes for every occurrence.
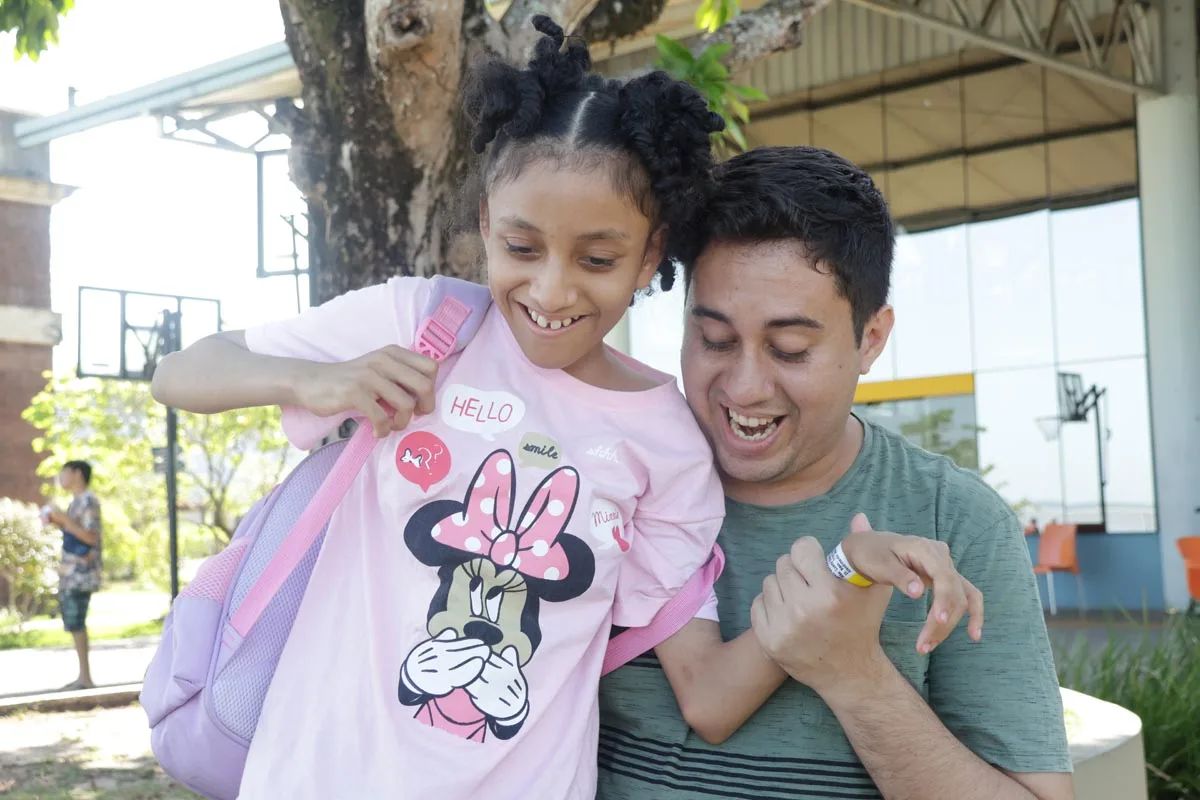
[0,497,58,624]
[1057,615,1200,799]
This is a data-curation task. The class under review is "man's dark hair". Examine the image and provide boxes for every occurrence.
[463,15,724,291]
[687,146,894,341]
[63,460,92,486]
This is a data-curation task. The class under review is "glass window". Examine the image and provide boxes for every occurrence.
[973,367,1065,527]
[890,226,973,379]
[855,393,979,470]
[969,212,1056,371]
[1051,199,1147,363]
[1055,358,1156,533]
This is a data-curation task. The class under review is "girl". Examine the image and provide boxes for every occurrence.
[152,17,975,800]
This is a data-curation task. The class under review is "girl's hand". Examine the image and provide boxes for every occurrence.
[840,514,985,654]
[292,345,439,438]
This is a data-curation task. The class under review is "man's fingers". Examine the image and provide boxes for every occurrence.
[761,574,785,608]
[850,512,873,535]
[903,539,965,624]
[788,537,828,582]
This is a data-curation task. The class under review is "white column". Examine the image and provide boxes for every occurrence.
[1137,0,1200,611]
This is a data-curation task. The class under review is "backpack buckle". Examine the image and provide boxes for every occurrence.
[414,296,472,362]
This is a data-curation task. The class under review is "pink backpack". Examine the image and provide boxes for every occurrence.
[139,276,725,800]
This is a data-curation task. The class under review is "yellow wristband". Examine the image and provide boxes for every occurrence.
[826,541,874,587]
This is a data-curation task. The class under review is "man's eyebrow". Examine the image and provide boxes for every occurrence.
[691,306,823,330]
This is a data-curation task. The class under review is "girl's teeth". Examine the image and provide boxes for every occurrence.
[526,307,575,330]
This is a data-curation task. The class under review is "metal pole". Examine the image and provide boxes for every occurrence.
[1093,388,1107,533]
[163,310,182,600]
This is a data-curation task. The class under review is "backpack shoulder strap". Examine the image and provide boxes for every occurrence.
[229,277,491,639]
[415,276,492,363]
[600,544,726,676]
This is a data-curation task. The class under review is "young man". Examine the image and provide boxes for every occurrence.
[597,147,1073,800]
[46,460,102,690]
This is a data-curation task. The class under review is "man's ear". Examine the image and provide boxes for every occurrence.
[858,305,895,375]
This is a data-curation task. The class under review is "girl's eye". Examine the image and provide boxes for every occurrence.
[505,242,536,257]
[582,256,617,269]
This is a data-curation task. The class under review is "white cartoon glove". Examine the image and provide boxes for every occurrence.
[401,629,491,697]
[465,646,529,725]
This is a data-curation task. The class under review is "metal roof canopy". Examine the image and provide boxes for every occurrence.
[13,41,296,148]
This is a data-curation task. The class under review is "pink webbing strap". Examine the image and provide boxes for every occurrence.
[228,290,480,638]
[600,543,726,676]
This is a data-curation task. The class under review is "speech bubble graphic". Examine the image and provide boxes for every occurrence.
[518,432,561,469]
[589,499,629,552]
[395,430,451,493]
[441,384,525,441]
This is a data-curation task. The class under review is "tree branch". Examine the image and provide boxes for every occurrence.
[501,0,602,58]
[578,0,668,43]
[700,0,831,74]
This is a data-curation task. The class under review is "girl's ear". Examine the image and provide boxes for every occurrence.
[479,197,491,241]
[636,227,667,290]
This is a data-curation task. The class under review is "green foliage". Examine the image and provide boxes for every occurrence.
[1057,616,1200,799]
[0,497,58,624]
[1,0,73,60]
[899,408,980,471]
[654,7,769,155]
[694,0,741,33]
[21,375,295,590]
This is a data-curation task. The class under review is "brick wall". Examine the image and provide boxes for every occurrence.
[0,198,53,504]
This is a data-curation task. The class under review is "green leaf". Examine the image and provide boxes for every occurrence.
[732,83,770,101]
[655,35,695,67]
[725,118,747,150]
[729,98,751,124]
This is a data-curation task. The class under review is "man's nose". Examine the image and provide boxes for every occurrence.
[723,351,776,408]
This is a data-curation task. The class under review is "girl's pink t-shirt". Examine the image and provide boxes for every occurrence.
[237,277,724,800]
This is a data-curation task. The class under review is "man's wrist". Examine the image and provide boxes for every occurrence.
[801,645,896,707]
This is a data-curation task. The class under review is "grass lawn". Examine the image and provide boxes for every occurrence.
[1,583,168,651]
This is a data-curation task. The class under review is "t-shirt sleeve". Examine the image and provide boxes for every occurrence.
[243,276,431,449]
[694,588,719,623]
[928,507,1072,774]
[611,449,725,629]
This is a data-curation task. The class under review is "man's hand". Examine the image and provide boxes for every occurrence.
[751,537,894,696]
[841,513,984,653]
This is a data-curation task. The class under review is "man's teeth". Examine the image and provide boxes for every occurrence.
[526,306,578,330]
[727,408,779,441]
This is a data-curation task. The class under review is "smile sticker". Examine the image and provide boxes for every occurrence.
[396,431,451,493]
[518,433,561,469]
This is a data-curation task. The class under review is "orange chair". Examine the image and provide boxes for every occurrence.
[1177,537,1200,615]
[1033,523,1082,615]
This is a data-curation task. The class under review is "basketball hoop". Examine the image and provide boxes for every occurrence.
[1036,416,1062,442]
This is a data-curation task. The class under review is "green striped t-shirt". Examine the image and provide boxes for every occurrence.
[596,420,1071,799]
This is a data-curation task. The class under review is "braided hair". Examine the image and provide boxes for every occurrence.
[463,15,724,291]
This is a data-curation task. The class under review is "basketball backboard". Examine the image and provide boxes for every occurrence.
[78,287,221,381]
[1056,372,1087,422]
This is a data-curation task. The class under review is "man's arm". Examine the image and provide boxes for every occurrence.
[751,537,1073,800]
[819,648,1072,800]
[50,509,99,547]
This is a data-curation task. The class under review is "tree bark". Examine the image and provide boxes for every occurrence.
[277,0,824,303]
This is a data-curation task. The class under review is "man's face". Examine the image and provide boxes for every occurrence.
[681,240,892,500]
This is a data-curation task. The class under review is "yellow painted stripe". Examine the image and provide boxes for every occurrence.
[854,373,975,404]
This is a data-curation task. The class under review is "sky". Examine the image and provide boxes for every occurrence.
[0,0,306,374]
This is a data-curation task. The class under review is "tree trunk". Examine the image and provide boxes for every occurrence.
[277,0,823,303]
